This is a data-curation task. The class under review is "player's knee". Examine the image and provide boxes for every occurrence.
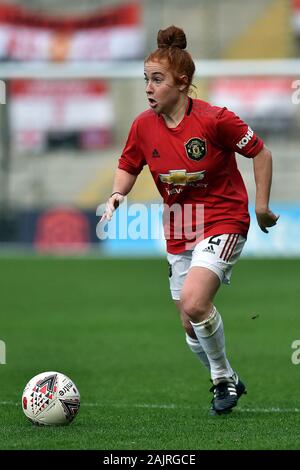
[180,294,209,322]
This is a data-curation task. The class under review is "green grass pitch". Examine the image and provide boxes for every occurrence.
[0,256,300,450]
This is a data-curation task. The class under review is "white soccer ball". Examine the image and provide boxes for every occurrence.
[22,371,80,426]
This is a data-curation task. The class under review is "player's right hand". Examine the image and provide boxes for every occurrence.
[100,193,124,222]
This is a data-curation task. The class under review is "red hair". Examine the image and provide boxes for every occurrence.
[145,26,195,93]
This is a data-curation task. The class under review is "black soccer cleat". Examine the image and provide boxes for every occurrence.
[233,372,247,400]
[209,372,247,416]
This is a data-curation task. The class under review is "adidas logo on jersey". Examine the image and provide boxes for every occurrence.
[203,245,215,254]
[152,148,160,158]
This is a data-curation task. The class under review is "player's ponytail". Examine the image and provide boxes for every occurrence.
[145,26,195,94]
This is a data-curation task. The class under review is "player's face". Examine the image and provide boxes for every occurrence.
[144,61,182,115]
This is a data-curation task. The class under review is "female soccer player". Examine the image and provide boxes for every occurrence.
[100,26,278,414]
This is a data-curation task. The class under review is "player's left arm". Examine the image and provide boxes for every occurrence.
[253,145,279,233]
[215,107,279,233]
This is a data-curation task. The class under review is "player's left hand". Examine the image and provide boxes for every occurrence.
[255,208,279,233]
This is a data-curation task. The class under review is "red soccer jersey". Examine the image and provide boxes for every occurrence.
[118,98,264,254]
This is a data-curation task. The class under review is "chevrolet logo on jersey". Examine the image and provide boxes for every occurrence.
[159,169,206,186]
[185,137,206,161]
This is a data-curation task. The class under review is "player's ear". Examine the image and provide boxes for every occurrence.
[178,75,189,92]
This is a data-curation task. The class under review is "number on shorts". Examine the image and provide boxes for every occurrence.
[208,235,221,246]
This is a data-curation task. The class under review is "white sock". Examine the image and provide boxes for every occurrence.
[185,333,210,370]
[190,306,234,381]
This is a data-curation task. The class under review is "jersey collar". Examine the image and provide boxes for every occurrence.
[159,97,193,132]
[186,96,193,116]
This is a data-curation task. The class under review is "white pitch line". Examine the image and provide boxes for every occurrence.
[237,407,300,413]
[83,403,178,409]
[1,401,300,413]
[72,403,300,412]
[0,401,19,406]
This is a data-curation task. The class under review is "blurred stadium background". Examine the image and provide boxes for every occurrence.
[0,0,299,257]
[1,0,300,452]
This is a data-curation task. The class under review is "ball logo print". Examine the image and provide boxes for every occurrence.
[22,371,80,425]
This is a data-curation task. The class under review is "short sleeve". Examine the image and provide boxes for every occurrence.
[118,119,146,175]
[216,107,264,158]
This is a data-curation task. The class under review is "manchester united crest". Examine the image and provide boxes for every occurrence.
[185,137,206,161]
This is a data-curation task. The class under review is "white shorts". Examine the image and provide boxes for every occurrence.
[167,234,246,301]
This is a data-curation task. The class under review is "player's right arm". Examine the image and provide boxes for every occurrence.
[100,117,146,222]
[100,169,138,222]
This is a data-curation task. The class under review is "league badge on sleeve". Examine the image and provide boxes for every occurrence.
[185,137,206,161]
